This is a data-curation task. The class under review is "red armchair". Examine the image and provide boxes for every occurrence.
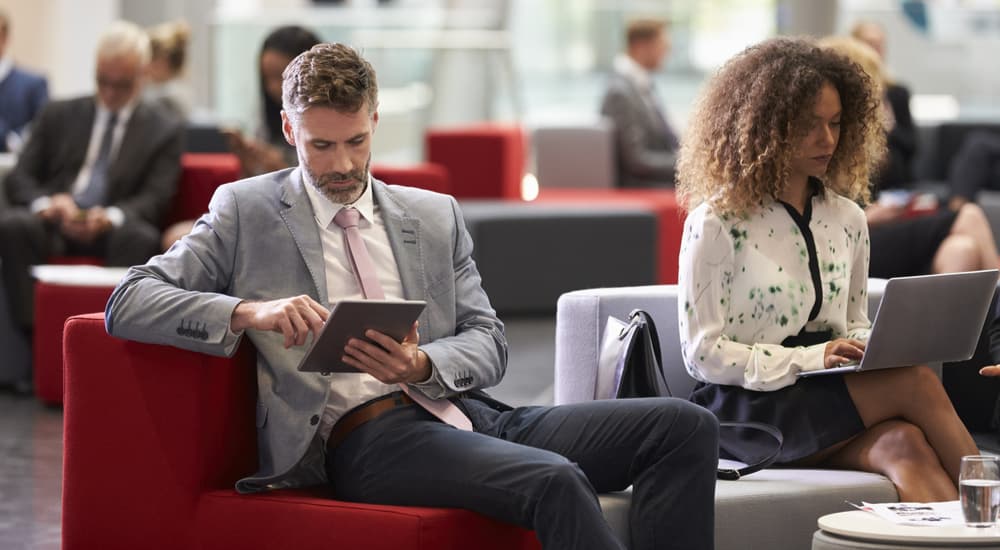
[34,153,242,406]
[62,313,542,550]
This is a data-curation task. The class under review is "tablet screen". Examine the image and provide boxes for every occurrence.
[296,299,427,373]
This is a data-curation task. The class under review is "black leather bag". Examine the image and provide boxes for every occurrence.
[607,309,784,480]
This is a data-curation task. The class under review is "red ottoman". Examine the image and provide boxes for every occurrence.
[425,124,526,199]
[32,266,126,405]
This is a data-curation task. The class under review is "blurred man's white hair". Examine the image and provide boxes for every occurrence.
[97,20,151,65]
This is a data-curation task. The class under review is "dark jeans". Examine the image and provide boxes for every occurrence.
[325,395,718,550]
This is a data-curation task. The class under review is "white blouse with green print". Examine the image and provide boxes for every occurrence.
[677,190,872,392]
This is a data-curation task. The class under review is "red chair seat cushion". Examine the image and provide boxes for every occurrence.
[197,489,540,550]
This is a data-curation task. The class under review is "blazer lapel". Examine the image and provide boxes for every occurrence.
[64,101,96,179]
[372,180,425,302]
[107,103,147,192]
[278,169,329,304]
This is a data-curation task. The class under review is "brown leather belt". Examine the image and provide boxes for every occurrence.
[326,392,415,451]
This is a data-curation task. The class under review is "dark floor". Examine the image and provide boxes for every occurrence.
[0,394,62,550]
[0,314,557,549]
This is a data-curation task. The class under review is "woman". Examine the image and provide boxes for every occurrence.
[225,25,321,177]
[161,25,321,250]
[145,19,192,118]
[676,37,977,501]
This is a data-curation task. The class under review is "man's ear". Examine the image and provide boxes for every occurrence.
[281,111,295,146]
[371,109,379,134]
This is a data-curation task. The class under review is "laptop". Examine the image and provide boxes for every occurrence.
[798,269,998,378]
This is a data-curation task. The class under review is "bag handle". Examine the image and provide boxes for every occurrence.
[623,309,785,480]
[715,421,784,480]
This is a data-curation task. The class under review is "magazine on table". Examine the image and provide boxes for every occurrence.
[848,501,964,527]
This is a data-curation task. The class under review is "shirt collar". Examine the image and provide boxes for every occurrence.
[95,96,138,127]
[0,55,13,83]
[303,171,375,229]
[613,54,652,92]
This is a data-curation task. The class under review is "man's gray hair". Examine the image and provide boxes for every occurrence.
[97,20,151,65]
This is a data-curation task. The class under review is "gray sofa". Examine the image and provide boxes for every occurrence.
[557,282,898,550]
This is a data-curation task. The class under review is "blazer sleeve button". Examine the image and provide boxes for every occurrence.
[310,415,319,426]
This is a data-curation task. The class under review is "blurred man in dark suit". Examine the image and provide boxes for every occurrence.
[600,18,679,188]
[0,20,183,334]
[0,9,49,153]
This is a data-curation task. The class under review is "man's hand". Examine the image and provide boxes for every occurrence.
[823,338,866,369]
[980,366,1000,377]
[231,295,330,348]
[60,207,112,243]
[39,193,80,223]
[342,322,431,384]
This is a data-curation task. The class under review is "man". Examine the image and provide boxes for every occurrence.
[0,9,48,153]
[0,20,183,332]
[600,18,679,188]
[106,43,718,550]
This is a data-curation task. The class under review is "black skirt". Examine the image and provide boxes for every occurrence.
[689,374,865,465]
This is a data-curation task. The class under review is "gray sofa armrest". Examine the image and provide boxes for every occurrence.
[555,281,888,405]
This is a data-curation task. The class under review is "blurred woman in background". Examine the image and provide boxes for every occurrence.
[225,25,321,177]
[145,19,192,118]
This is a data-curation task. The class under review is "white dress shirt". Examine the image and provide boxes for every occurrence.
[302,174,410,438]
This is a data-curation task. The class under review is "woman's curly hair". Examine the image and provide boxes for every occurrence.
[676,37,885,215]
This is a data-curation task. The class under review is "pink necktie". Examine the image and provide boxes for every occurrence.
[332,207,472,431]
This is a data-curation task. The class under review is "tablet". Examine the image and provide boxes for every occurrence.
[296,299,427,373]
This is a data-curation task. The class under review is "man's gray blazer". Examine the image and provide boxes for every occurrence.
[3,95,183,226]
[106,168,507,493]
[599,72,679,188]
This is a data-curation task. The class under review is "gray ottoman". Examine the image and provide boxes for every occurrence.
[460,201,657,314]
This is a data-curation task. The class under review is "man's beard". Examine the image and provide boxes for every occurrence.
[305,157,370,204]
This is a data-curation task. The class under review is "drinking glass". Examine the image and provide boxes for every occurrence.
[959,455,1000,528]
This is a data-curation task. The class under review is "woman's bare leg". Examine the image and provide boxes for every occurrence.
[812,366,977,500]
[823,419,957,501]
[933,203,1000,273]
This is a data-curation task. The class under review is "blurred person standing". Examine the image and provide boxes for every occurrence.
[0,20,183,337]
[144,19,192,119]
[600,18,679,188]
[0,8,49,154]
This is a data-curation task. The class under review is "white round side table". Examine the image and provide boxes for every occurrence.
[813,511,1000,549]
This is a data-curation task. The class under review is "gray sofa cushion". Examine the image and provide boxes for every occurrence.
[460,201,657,314]
[557,282,897,550]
